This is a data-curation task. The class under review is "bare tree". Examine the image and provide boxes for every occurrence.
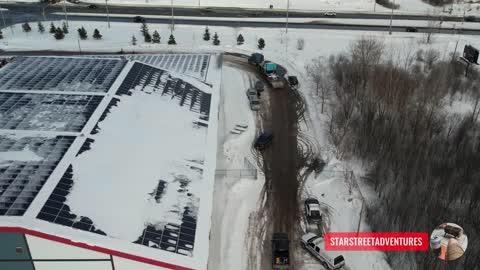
[305,57,330,113]
[424,11,439,44]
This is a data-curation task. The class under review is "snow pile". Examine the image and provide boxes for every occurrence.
[66,89,208,241]
[0,146,44,167]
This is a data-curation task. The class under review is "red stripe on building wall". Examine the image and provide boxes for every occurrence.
[0,226,194,270]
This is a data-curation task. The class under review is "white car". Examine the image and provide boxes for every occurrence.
[301,233,345,270]
[324,12,337,17]
[305,198,322,224]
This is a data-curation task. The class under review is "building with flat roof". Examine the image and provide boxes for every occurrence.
[0,54,220,270]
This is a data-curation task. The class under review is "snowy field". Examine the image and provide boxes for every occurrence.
[2,20,479,58]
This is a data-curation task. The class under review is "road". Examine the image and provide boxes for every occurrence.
[0,2,473,21]
[1,2,480,35]
[224,54,320,269]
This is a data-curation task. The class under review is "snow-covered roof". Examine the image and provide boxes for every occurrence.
[0,54,220,270]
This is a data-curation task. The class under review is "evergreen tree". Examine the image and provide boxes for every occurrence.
[203,26,210,41]
[0,30,3,40]
[212,32,220,46]
[131,35,137,46]
[168,34,176,45]
[93,28,102,40]
[62,21,69,34]
[140,22,148,37]
[38,21,45,33]
[152,30,160,43]
[258,38,265,50]
[54,27,65,40]
[49,22,56,33]
[237,33,244,45]
[22,22,32,33]
[77,27,87,40]
[143,31,151,42]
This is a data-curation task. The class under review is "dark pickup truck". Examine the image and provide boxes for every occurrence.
[272,233,290,269]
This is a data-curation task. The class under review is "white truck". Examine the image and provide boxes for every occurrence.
[301,233,345,270]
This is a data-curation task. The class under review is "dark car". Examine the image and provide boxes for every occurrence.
[88,4,98,9]
[133,16,146,23]
[465,16,477,22]
[254,132,273,150]
[287,76,299,88]
[248,53,264,65]
[255,80,265,92]
[272,233,289,269]
[406,27,418,32]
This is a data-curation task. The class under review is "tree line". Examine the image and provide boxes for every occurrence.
[307,37,480,270]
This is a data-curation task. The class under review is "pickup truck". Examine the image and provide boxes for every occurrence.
[301,233,345,270]
[272,233,289,269]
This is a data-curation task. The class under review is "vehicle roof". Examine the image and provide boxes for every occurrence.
[259,131,273,138]
[305,198,320,204]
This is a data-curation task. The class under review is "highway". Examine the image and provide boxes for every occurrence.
[0,2,479,35]
[0,1,474,21]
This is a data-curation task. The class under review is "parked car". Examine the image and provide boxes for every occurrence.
[465,15,477,22]
[301,233,345,270]
[133,16,146,23]
[248,95,261,111]
[272,233,289,269]
[304,198,322,224]
[324,12,336,17]
[406,27,418,32]
[254,132,273,150]
[246,88,258,99]
[88,4,98,9]
[287,75,299,88]
[255,80,265,92]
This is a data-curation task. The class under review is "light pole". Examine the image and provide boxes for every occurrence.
[0,4,6,30]
[286,0,289,33]
[388,0,395,35]
[171,0,175,33]
[0,4,12,34]
[77,38,82,53]
[63,0,69,27]
[105,0,110,28]
[42,4,50,21]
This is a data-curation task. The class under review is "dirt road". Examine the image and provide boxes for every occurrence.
[224,54,320,270]
[261,82,304,269]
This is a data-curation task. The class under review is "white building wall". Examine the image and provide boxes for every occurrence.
[34,261,112,270]
[25,234,176,270]
[26,235,109,259]
[113,256,170,270]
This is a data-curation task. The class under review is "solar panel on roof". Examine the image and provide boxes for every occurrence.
[0,57,126,92]
[0,93,103,132]
[0,135,75,216]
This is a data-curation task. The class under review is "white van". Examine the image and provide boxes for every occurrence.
[301,233,345,270]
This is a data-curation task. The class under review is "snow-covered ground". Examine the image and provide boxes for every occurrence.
[2,20,479,58]
[208,60,264,270]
